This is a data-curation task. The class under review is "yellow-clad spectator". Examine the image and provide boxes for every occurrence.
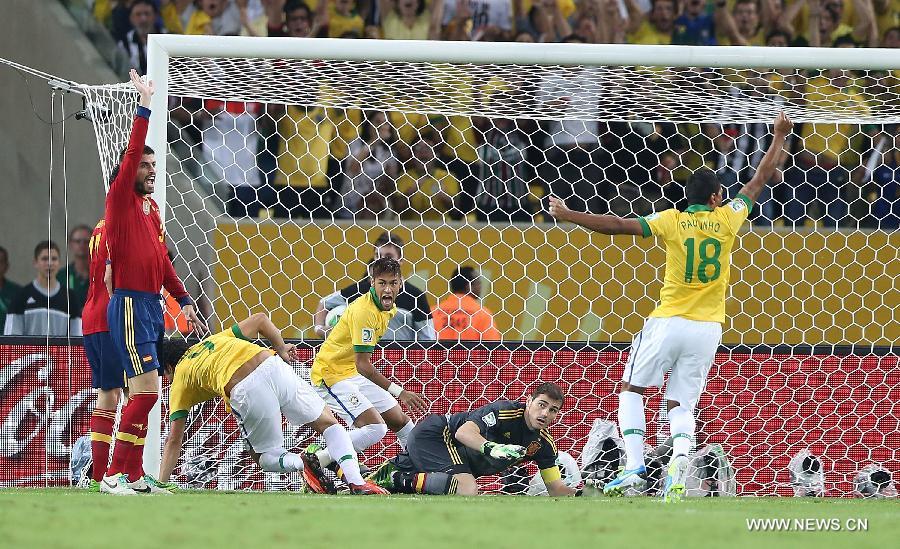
[872,0,899,38]
[271,104,339,218]
[785,53,870,227]
[779,0,880,45]
[715,0,767,45]
[395,139,461,221]
[625,0,675,44]
[320,0,365,37]
[381,0,445,39]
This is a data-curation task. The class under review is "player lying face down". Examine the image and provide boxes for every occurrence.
[367,382,580,497]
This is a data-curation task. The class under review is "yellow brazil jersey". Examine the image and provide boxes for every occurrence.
[311,289,397,386]
[627,21,672,45]
[168,325,273,420]
[638,195,752,324]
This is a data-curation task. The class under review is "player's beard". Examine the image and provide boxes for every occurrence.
[135,175,155,196]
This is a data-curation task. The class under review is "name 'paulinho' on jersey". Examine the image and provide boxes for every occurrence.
[638,194,752,324]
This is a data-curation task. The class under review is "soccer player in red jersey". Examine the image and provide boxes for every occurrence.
[100,69,207,495]
[81,218,122,491]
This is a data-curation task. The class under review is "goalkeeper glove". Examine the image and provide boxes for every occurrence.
[482,441,526,460]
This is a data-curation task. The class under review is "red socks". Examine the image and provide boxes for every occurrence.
[89,409,117,482]
[106,392,158,477]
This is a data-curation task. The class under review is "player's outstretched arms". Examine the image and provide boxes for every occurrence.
[548,196,645,236]
[159,416,187,483]
[739,112,793,204]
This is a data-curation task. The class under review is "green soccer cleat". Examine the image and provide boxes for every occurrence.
[144,474,178,494]
[87,479,101,493]
[365,460,398,492]
[663,455,690,503]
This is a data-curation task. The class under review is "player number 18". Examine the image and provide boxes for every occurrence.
[683,237,721,283]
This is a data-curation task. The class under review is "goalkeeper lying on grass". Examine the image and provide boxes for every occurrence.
[366,382,580,496]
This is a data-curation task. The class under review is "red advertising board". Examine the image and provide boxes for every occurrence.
[1,340,897,496]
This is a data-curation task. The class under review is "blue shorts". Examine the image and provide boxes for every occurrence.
[84,331,125,390]
[108,289,164,379]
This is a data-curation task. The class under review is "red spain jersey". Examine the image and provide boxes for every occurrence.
[82,219,110,335]
[105,109,189,302]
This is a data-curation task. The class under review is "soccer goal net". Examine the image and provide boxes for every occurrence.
[77,37,899,496]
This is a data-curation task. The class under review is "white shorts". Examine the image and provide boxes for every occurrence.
[622,316,722,410]
[315,374,399,425]
[230,355,327,454]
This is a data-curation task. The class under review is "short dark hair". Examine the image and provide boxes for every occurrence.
[109,145,155,184]
[530,382,565,405]
[0,246,8,261]
[130,0,157,14]
[158,338,193,371]
[284,0,312,15]
[685,168,721,206]
[832,34,857,48]
[450,266,477,294]
[68,224,93,241]
[765,29,791,44]
[34,240,60,260]
[373,231,404,256]
[370,257,402,280]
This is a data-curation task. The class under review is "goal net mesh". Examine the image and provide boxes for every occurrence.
[79,49,900,497]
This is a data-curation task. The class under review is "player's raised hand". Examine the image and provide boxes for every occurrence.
[482,441,526,460]
[773,112,793,135]
[129,69,154,108]
[547,195,571,222]
[181,304,209,338]
[399,389,428,414]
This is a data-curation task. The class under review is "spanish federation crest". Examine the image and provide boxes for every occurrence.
[142,199,150,215]
[482,412,497,427]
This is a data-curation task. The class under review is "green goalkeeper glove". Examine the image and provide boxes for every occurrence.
[482,441,526,460]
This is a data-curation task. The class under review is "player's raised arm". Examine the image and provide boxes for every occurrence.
[548,196,645,236]
[107,70,154,205]
[738,112,793,204]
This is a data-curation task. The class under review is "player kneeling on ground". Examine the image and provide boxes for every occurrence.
[367,382,579,496]
[156,313,386,495]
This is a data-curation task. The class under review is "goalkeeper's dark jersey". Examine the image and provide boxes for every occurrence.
[447,400,558,477]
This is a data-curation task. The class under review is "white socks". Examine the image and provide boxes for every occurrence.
[667,405,695,458]
[618,391,646,470]
[395,421,414,450]
[350,422,388,452]
[316,421,389,469]
[260,450,303,473]
[322,424,364,485]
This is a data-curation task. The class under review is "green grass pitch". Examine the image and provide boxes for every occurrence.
[1,489,897,549]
